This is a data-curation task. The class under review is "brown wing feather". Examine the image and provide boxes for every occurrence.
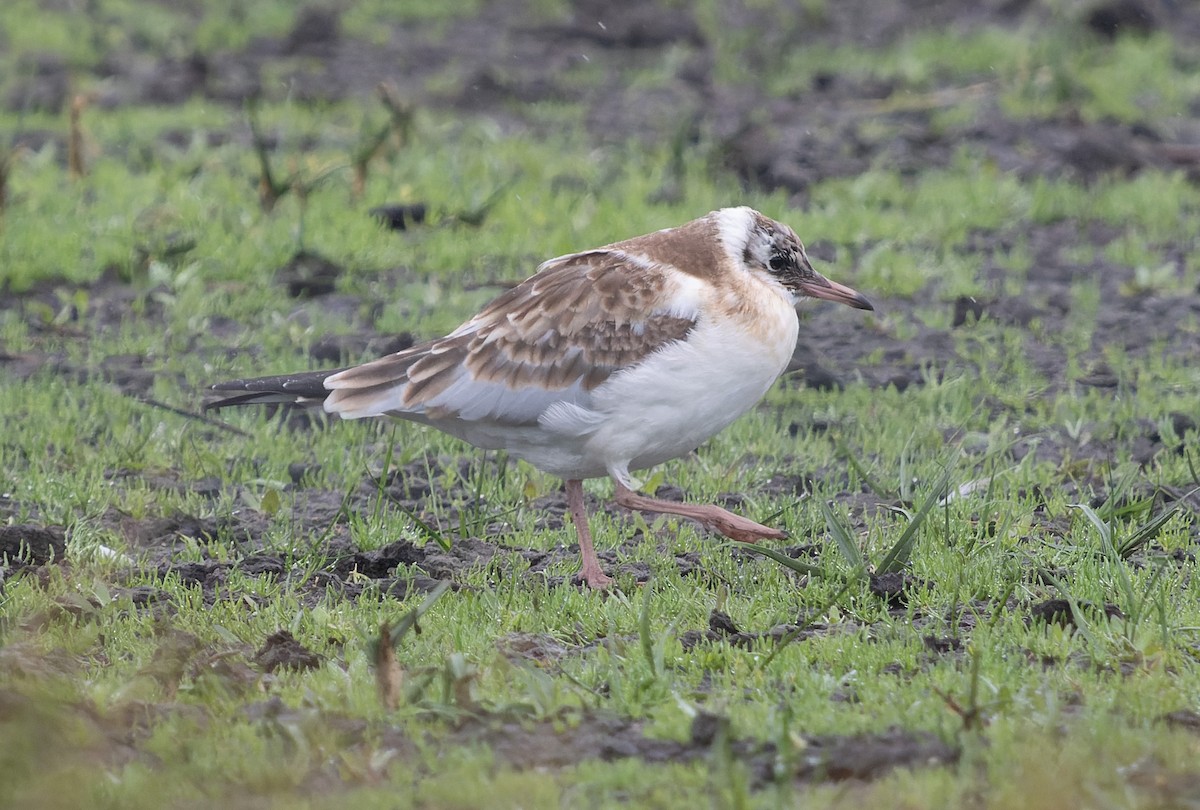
[324,250,698,419]
[456,251,695,393]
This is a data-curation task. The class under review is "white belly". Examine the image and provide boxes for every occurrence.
[521,299,799,482]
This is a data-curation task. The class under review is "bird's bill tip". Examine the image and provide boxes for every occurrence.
[800,276,874,311]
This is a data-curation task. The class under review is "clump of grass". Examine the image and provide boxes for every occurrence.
[738,453,957,581]
[371,580,451,710]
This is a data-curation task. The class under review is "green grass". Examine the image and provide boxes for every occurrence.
[3,1,1200,807]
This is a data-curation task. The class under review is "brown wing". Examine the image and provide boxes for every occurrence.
[323,249,700,423]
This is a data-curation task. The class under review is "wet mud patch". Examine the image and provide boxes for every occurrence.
[787,220,1200,404]
[716,98,1200,202]
[330,535,507,586]
[0,524,66,569]
[1028,598,1124,628]
[452,709,958,786]
[0,674,955,797]
[10,0,1200,190]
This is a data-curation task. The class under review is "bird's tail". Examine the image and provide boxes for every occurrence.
[205,369,347,411]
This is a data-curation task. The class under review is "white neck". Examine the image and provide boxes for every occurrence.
[712,207,756,267]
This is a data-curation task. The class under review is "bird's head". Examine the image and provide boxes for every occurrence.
[730,208,874,312]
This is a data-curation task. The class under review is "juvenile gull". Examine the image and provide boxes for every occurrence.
[208,208,873,588]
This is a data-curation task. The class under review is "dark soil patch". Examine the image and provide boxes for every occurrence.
[369,203,428,232]
[451,708,958,786]
[869,572,929,608]
[0,524,66,568]
[277,250,345,299]
[923,634,964,654]
[253,630,322,674]
[1161,709,1200,734]
[1028,598,1124,628]
[496,632,577,664]
[679,608,839,652]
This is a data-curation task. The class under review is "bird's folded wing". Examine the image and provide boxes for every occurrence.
[324,249,702,424]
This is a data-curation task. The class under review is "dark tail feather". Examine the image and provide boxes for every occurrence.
[205,369,347,411]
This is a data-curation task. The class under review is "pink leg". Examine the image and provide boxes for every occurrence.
[566,479,613,589]
[612,482,787,543]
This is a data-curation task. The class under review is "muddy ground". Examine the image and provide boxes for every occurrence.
[4,0,1200,788]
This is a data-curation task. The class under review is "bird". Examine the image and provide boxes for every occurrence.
[207,207,873,588]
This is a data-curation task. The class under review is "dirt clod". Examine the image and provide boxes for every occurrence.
[0,524,66,568]
[1029,598,1124,627]
[253,630,322,673]
[869,572,927,607]
[278,250,344,298]
[369,203,427,231]
[708,609,741,636]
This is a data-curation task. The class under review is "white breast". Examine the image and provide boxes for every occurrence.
[524,285,799,484]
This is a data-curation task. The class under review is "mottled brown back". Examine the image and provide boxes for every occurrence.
[324,250,699,420]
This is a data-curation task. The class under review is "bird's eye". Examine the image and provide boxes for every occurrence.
[768,255,788,272]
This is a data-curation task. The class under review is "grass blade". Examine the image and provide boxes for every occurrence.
[1096,465,1145,521]
[390,500,454,551]
[640,581,657,678]
[733,543,824,577]
[821,500,864,574]
[1116,495,1191,559]
[386,579,452,648]
[1070,503,1112,546]
[875,459,957,575]
[835,436,894,499]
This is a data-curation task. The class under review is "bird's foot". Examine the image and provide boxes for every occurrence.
[612,486,786,544]
[694,506,788,544]
[574,564,614,590]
